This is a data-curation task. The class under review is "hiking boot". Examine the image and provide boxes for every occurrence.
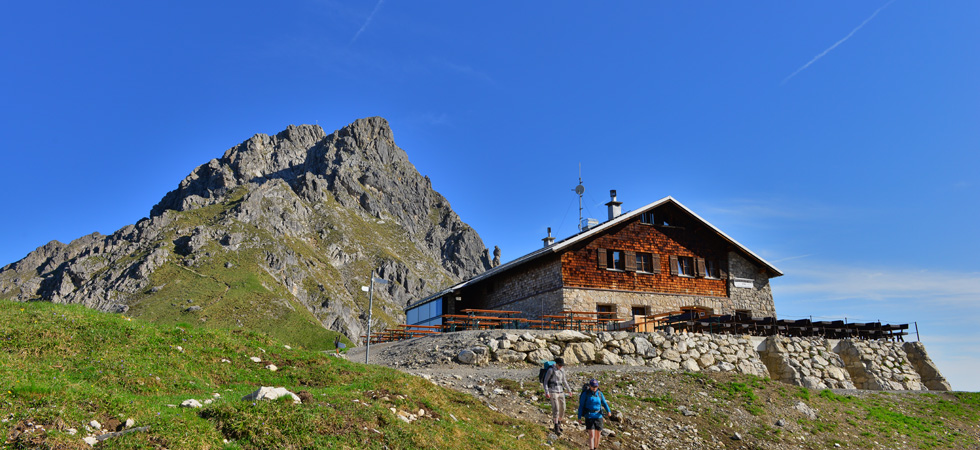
[553,423,560,435]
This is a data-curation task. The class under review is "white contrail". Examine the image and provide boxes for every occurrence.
[350,0,385,44]
[782,0,897,85]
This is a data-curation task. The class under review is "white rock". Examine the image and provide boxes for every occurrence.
[89,420,102,430]
[681,359,700,372]
[83,436,98,446]
[125,418,135,428]
[527,348,555,363]
[181,399,203,408]
[242,386,301,404]
[221,358,231,363]
[284,345,292,350]
[554,330,591,342]
[250,356,262,363]
[265,364,278,372]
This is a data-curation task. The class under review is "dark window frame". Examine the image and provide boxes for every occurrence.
[676,256,695,277]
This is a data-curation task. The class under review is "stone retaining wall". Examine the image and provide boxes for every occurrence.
[451,330,948,391]
[759,336,855,390]
[902,341,953,391]
[837,339,925,390]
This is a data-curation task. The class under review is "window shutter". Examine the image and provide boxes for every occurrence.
[695,258,706,277]
[669,255,678,275]
[651,254,662,274]
[597,248,607,270]
[625,251,636,271]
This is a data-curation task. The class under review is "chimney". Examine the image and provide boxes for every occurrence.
[606,190,623,220]
[542,227,555,247]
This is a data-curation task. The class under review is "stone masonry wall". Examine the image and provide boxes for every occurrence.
[759,336,855,390]
[727,252,776,317]
[902,342,953,391]
[837,340,925,391]
[468,256,563,314]
[501,289,564,321]
[448,330,948,392]
[457,330,768,378]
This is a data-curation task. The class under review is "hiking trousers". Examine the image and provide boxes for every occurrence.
[549,394,565,422]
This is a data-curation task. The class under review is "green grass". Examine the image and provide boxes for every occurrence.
[716,378,765,416]
[0,300,570,449]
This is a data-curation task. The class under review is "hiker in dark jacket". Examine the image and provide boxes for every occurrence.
[577,378,611,450]
[542,357,572,435]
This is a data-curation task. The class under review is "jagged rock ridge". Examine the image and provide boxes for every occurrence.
[0,117,492,343]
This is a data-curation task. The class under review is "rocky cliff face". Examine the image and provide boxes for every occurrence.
[0,117,492,345]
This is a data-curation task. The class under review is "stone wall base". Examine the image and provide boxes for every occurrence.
[449,330,948,391]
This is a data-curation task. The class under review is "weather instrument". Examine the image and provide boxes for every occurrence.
[574,164,585,231]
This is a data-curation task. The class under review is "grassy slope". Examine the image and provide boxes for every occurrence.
[121,187,455,352]
[0,300,567,449]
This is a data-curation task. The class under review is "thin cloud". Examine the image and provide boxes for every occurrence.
[775,262,980,306]
[350,0,384,45]
[782,0,897,85]
[771,254,812,264]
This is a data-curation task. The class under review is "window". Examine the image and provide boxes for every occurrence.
[640,211,654,224]
[596,304,616,317]
[676,256,695,277]
[631,306,647,317]
[704,260,721,279]
[606,250,625,271]
[636,252,653,273]
[407,298,443,326]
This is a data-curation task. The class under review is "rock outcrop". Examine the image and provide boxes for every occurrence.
[0,118,493,342]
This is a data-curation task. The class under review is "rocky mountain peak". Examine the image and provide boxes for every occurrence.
[1,117,492,344]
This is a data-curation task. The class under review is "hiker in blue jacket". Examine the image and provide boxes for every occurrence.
[577,378,611,450]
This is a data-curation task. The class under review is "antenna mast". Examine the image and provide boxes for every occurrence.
[574,163,585,231]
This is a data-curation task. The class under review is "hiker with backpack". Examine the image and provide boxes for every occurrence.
[577,378,610,450]
[541,357,572,435]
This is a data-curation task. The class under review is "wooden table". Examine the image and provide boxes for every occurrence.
[441,314,526,331]
[542,310,618,332]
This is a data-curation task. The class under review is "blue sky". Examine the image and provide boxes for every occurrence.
[2,1,977,390]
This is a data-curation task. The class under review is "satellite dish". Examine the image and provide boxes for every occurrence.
[575,184,585,195]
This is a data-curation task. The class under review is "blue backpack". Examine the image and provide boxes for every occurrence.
[538,361,555,384]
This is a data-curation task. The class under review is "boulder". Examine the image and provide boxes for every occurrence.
[633,336,656,357]
[457,349,485,365]
[662,349,682,363]
[554,330,591,342]
[494,349,527,363]
[242,386,301,404]
[681,359,700,372]
[527,348,555,363]
[564,342,597,364]
[597,349,622,365]
[511,340,539,353]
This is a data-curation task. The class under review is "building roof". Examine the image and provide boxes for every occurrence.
[407,196,783,310]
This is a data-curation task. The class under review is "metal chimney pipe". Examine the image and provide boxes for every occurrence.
[606,190,623,220]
